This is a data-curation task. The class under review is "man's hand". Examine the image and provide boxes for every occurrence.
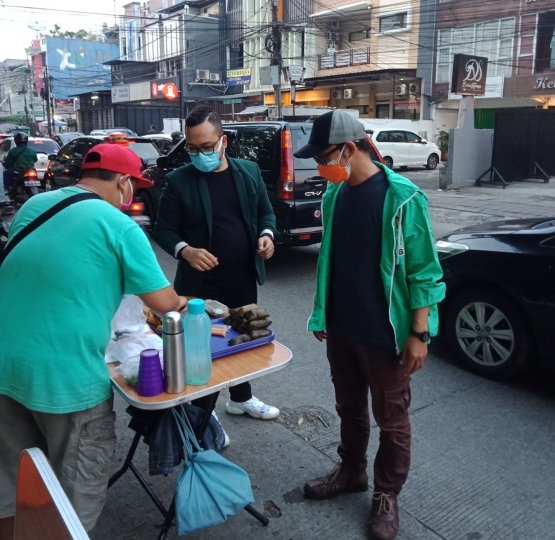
[400,336,428,375]
[257,236,274,260]
[313,330,327,342]
[177,296,188,313]
[182,246,218,271]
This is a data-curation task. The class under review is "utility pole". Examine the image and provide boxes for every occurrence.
[22,86,29,126]
[44,64,52,137]
[270,0,282,119]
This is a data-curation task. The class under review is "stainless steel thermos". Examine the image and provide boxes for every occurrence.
[162,312,186,394]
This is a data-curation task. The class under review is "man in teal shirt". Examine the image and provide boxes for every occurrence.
[0,144,187,539]
[2,132,37,189]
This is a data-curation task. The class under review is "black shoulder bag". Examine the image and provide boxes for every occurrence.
[0,192,100,267]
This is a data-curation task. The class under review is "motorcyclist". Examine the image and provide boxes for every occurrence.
[171,131,184,145]
[3,133,37,190]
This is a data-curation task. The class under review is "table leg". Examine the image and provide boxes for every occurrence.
[129,462,169,519]
[244,504,270,526]
[108,431,141,488]
[195,392,219,447]
[157,498,176,540]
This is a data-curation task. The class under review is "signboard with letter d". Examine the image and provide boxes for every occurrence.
[451,54,489,96]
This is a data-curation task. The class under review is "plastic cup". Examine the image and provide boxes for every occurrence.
[137,349,164,397]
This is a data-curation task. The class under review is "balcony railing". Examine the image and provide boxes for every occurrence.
[318,47,370,70]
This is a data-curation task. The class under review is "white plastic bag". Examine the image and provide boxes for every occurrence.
[111,295,146,335]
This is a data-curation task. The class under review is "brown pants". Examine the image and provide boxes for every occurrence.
[327,330,412,494]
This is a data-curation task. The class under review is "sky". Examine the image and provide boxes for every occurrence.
[0,0,126,62]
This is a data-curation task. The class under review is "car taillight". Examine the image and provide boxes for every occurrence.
[130,202,144,214]
[278,129,294,201]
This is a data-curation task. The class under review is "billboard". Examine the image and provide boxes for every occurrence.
[150,78,179,100]
[227,68,252,86]
[451,54,489,96]
[45,37,119,99]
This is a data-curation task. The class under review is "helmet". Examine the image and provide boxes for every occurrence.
[14,132,29,145]
[105,132,128,147]
[171,131,184,144]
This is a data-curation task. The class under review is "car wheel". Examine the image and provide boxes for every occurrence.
[446,288,529,378]
[383,156,393,168]
[426,154,439,170]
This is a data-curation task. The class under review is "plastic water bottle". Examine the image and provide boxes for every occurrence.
[184,299,212,385]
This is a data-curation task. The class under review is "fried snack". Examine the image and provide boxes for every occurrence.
[244,309,269,321]
[228,334,251,346]
[143,307,162,328]
[248,319,272,330]
[231,314,243,331]
[211,325,228,338]
[248,329,272,340]
[224,315,233,325]
[236,304,259,318]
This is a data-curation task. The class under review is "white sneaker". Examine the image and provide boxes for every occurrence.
[225,396,280,420]
[211,410,230,448]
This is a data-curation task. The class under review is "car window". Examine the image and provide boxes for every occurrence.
[169,140,191,167]
[238,128,278,171]
[388,131,407,143]
[405,131,421,143]
[59,140,78,159]
[127,140,160,160]
[0,139,11,153]
[74,138,101,158]
[376,132,389,143]
[291,126,316,170]
[28,140,60,155]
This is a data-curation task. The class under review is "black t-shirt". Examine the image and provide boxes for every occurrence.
[204,167,253,280]
[327,170,396,350]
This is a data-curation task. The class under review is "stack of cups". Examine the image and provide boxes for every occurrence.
[137,349,164,397]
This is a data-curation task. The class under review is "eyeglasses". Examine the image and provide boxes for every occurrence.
[185,137,222,156]
[313,145,341,166]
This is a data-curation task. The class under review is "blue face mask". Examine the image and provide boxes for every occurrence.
[190,137,223,173]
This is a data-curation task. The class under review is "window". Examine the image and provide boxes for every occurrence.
[169,141,191,167]
[379,13,408,33]
[376,132,390,142]
[73,139,101,159]
[535,11,555,73]
[349,29,371,42]
[127,141,160,161]
[239,128,277,172]
[436,18,515,83]
[27,140,60,155]
[59,139,78,159]
[404,131,421,144]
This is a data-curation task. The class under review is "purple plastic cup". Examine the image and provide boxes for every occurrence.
[137,349,164,397]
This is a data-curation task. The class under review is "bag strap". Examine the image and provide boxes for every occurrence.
[0,192,100,267]
[172,406,203,456]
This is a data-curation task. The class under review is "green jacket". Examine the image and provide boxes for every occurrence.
[153,156,277,296]
[309,163,446,353]
[5,145,37,172]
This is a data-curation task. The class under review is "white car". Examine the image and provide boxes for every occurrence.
[366,129,441,170]
[0,137,61,179]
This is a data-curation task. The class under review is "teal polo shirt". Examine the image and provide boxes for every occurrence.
[0,187,170,414]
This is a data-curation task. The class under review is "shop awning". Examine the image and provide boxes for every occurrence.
[311,1,371,19]
[237,106,269,115]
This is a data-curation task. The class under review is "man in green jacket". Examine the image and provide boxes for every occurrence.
[153,106,280,425]
[295,111,445,540]
[2,132,37,189]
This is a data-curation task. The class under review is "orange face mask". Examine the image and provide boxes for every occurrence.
[317,145,352,185]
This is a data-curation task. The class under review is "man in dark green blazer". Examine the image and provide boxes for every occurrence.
[153,106,279,425]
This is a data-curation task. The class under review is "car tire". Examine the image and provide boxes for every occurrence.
[426,154,439,170]
[383,156,393,168]
[446,288,529,379]
[400,166,408,171]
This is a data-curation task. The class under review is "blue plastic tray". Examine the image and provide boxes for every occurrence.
[210,317,274,359]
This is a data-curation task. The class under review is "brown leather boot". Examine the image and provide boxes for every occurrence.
[368,492,399,540]
[304,463,368,500]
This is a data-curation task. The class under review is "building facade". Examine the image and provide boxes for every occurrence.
[432,0,555,130]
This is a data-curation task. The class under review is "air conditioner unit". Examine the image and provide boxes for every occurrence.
[395,84,407,96]
[196,69,210,81]
[332,90,342,100]
[409,82,420,95]
[329,21,340,31]
[343,89,354,99]
[209,73,220,82]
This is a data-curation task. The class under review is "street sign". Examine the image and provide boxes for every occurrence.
[223,98,242,105]
[227,68,252,86]
[451,54,488,96]
[290,85,296,102]
[150,78,180,100]
[112,85,130,103]
[286,65,305,83]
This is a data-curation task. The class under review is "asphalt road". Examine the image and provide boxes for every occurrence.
[90,168,555,539]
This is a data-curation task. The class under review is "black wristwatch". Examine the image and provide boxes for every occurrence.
[410,328,430,342]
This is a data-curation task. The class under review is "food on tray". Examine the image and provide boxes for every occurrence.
[244,308,269,321]
[205,299,230,318]
[143,307,162,330]
[211,324,229,338]
[248,329,272,340]
[236,303,258,318]
[248,319,272,330]
[228,334,252,346]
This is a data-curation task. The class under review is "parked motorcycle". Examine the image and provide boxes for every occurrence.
[8,167,41,206]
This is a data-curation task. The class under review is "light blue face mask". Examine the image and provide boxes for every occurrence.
[190,137,223,173]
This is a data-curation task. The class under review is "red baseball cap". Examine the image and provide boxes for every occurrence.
[81,143,154,189]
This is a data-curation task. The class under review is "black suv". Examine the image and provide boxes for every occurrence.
[144,122,329,245]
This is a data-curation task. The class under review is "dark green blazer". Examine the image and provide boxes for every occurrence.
[153,156,277,296]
